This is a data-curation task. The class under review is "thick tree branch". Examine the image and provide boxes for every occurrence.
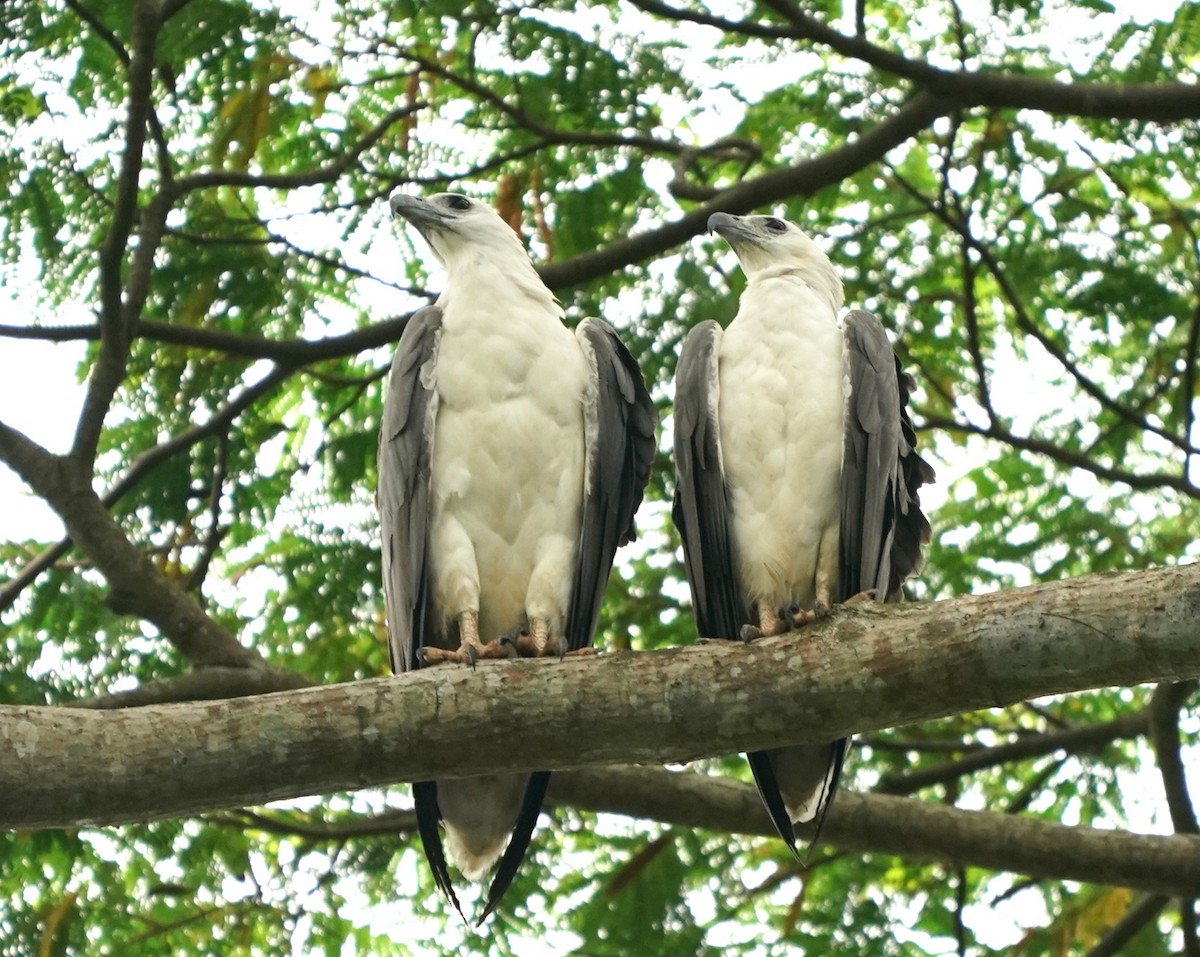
[196,764,1200,900]
[548,768,1200,899]
[539,90,949,290]
[0,440,260,667]
[0,564,1197,829]
[635,0,1200,120]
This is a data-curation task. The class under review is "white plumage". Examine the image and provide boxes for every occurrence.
[379,191,654,921]
[673,211,932,852]
[427,240,588,679]
[719,243,846,623]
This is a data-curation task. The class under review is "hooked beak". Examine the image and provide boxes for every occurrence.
[389,193,451,232]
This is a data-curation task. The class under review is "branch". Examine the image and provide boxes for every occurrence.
[0,365,292,613]
[1082,895,1170,957]
[0,436,259,667]
[920,414,1199,498]
[72,0,161,465]
[400,48,682,156]
[174,105,421,193]
[1150,680,1200,835]
[0,323,100,342]
[876,710,1151,795]
[134,316,410,362]
[193,763,1200,900]
[889,168,1197,459]
[539,90,948,290]
[0,314,414,364]
[67,666,312,710]
[548,767,1200,900]
[636,0,1200,121]
[1,564,1197,828]
[63,0,130,68]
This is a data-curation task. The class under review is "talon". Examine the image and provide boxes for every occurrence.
[754,605,788,638]
[563,646,600,658]
[419,646,470,665]
[787,600,831,629]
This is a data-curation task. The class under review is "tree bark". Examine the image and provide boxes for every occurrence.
[548,767,1200,899]
[1,563,1197,829]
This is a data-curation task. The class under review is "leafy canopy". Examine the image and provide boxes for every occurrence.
[1,0,1198,954]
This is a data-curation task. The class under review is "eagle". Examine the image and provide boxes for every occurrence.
[379,192,655,921]
[672,211,933,856]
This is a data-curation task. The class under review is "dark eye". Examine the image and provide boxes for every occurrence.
[765,218,787,233]
[445,195,472,211]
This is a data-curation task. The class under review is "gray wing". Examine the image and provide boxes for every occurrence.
[840,309,934,603]
[378,305,443,675]
[565,319,657,652]
[671,320,749,640]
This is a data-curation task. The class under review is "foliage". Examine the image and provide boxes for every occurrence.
[1,0,1198,954]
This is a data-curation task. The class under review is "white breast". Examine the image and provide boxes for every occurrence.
[718,274,845,610]
[429,280,588,644]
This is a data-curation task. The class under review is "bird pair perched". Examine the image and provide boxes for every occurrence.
[378,192,933,924]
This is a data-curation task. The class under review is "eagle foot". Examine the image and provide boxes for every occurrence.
[562,646,600,658]
[844,590,877,604]
[500,616,567,658]
[420,640,515,667]
[742,605,792,642]
[786,599,830,629]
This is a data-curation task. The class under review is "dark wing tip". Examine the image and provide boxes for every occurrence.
[476,772,552,925]
[413,782,467,924]
[746,751,802,860]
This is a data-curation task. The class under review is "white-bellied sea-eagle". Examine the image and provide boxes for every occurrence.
[672,211,933,856]
[379,192,656,922]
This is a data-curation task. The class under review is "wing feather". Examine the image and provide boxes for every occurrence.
[379,307,460,915]
[671,321,748,641]
[840,310,933,603]
[566,319,657,652]
[378,305,442,673]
